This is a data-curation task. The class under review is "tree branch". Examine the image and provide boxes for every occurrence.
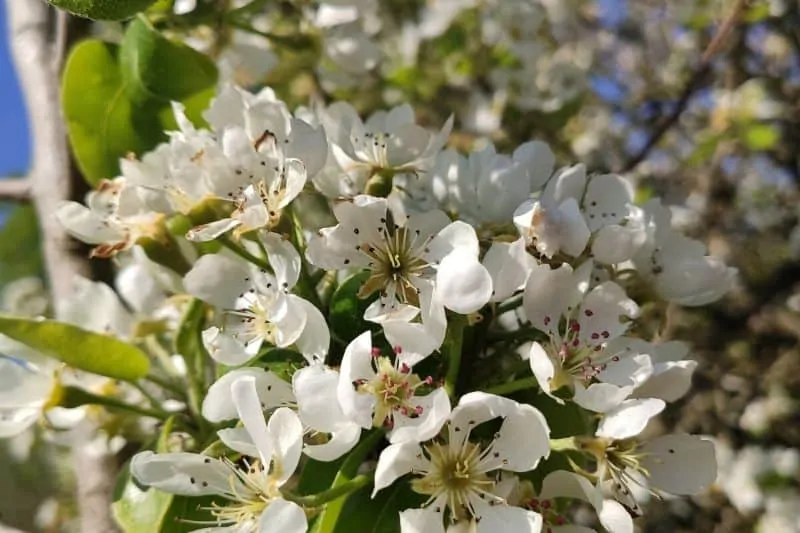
[0,178,31,202]
[619,0,749,173]
[6,3,120,532]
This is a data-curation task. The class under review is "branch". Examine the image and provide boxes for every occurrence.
[619,0,749,173]
[6,3,120,532]
[0,178,31,202]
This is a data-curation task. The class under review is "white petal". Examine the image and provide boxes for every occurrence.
[544,164,586,205]
[598,499,634,533]
[389,388,451,444]
[522,262,574,335]
[286,119,327,178]
[291,297,330,364]
[632,360,697,403]
[258,498,307,533]
[558,198,591,257]
[303,423,361,462]
[572,383,633,414]
[0,407,39,438]
[267,407,304,485]
[373,441,428,496]
[483,238,532,302]
[591,224,645,265]
[260,232,301,290]
[232,376,274,465]
[337,332,377,429]
[582,174,633,232]
[56,201,122,244]
[202,368,293,423]
[294,364,346,433]
[596,399,665,440]
[57,276,133,337]
[277,158,308,209]
[513,140,555,191]
[435,251,493,314]
[184,254,250,308]
[130,451,239,496]
[540,470,602,509]
[202,327,251,366]
[640,434,716,495]
[473,502,543,533]
[399,506,446,533]
[428,221,480,260]
[578,282,638,346]
[186,218,242,242]
[217,427,258,457]
[528,342,555,396]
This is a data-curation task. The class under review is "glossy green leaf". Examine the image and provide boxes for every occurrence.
[112,465,174,533]
[120,17,218,108]
[0,205,42,284]
[328,271,380,346]
[61,40,165,185]
[331,481,423,533]
[0,315,150,381]
[48,0,156,20]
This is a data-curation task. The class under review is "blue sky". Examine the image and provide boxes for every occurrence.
[0,0,31,178]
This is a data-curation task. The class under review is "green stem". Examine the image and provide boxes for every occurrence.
[482,377,538,396]
[312,429,384,533]
[495,295,522,316]
[226,19,312,48]
[219,236,272,272]
[59,386,170,420]
[131,381,164,411]
[175,299,213,437]
[443,316,467,400]
[288,206,323,310]
[550,437,578,452]
[284,473,373,508]
[228,0,272,17]
[143,373,185,399]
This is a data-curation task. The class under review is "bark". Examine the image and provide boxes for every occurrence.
[6,2,120,532]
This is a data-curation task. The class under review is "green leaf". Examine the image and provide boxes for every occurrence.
[120,16,218,108]
[742,123,781,151]
[48,0,157,20]
[62,40,165,185]
[313,429,385,533]
[0,315,150,381]
[328,271,380,347]
[331,481,423,533]
[112,465,173,533]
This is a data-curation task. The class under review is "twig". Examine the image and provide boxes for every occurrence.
[620,0,749,173]
[0,178,31,202]
[6,2,120,532]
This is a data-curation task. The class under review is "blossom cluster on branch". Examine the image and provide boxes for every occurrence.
[0,79,736,533]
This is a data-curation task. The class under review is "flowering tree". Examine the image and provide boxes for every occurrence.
[6,0,798,532]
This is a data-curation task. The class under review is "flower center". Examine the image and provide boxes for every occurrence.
[225,291,279,348]
[208,460,281,529]
[357,225,433,306]
[411,440,498,522]
[356,355,431,428]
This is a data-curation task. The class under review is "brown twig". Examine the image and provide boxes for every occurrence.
[6,2,120,532]
[0,178,31,202]
[619,0,749,173]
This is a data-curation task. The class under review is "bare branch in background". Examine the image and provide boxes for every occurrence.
[619,0,749,173]
[0,177,31,202]
[6,2,120,532]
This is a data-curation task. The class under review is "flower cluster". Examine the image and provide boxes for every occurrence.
[1,83,735,533]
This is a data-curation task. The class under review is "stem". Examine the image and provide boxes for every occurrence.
[59,386,170,420]
[312,429,384,533]
[226,19,312,48]
[131,381,164,411]
[443,315,467,399]
[284,473,373,508]
[495,295,522,316]
[482,377,538,396]
[219,236,273,272]
[550,437,578,452]
[144,373,185,398]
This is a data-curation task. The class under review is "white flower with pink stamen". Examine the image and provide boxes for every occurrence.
[522,261,640,404]
[337,331,451,444]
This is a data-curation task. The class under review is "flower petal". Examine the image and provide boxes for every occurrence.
[130,451,238,496]
[373,441,427,497]
[184,254,250,308]
[258,498,307,533]
[202,368,293,423]
[639,434,717,495]
[435,250,493,314]
[596,399,665,440]
[232,376,274,466]
[389,387,451,444]
[267,407,304,485]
